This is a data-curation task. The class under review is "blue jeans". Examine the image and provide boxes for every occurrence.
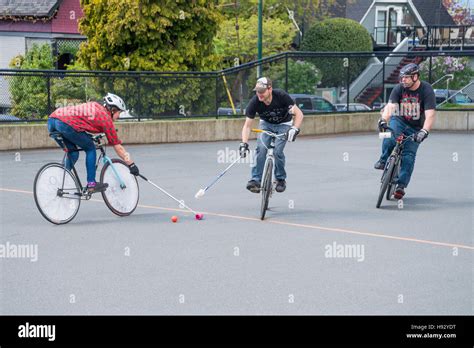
[47,118,97,183]
[379,116,420,187]
[251,120,291,182]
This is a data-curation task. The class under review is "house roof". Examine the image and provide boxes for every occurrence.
[411,0,455,26]
[327,0,455,26]
[345,0,373,22]
[0,0,61,18]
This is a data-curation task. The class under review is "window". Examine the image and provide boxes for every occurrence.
[313,98,334,111]
[295,98,312,110]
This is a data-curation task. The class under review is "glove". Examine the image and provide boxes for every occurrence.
[239,142,249,158]
[286,126,300,142]
[414,129,429,143]
[378,118,389,132]
[129,163,139,176]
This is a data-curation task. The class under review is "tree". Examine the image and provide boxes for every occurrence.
[300,18,373,87]
[8,43,54,119]
[78,0,221,72]
[420,56,474,90]
[443,0,472,25]
[77,0,222,116]
[214,15,295,66]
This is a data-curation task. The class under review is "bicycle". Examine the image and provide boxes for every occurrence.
[34,131,139,224]
[251,128,287,220]
[376,127,415,208]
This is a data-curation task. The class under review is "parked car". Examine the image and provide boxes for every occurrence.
[0,114,21,122]
[434,89,473,105]
[289,94,336,113]
[218,94,337,115]
[334,103,372,112]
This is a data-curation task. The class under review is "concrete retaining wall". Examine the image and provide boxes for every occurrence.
[0,111,471,151]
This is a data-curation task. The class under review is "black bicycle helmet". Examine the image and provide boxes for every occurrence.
[399,63,419,78]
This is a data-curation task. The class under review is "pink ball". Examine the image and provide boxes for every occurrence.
[195,214,204,220]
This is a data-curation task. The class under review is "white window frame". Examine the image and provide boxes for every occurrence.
[375,5,404,44]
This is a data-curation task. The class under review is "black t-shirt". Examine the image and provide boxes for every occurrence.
[245,89,294,124]
[389,81,436,129]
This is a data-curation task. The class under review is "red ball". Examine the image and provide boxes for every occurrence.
[171,216,178,223]
[195,214,203,220]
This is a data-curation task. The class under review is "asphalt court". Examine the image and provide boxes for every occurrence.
[0,132,472,314]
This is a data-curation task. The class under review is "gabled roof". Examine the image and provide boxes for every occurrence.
[346,0,373,22]
[411,0,455,26]
[0,0,61,18]
[327,0,455,26]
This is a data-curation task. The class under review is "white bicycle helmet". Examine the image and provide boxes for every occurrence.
[103,93,126,111]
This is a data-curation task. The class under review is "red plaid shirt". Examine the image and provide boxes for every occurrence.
[49,102,122,145]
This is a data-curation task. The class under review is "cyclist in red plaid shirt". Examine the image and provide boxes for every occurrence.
[47,93,139,193]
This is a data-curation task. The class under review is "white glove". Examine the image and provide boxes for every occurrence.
[286,126,300,142]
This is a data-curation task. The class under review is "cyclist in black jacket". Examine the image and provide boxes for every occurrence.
[374,63,436,199]
[239,77,304,193]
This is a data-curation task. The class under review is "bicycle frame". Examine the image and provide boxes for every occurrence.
[54,134,126,200]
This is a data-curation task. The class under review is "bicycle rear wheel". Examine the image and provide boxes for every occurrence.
[376,156,396,208]
[386,159,401,200]
[260,158,273,220]
[34,163,81,224]
[100,159,139,216]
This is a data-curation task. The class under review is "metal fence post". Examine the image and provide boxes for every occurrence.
[429,55,433,84]
[136,75,141,121]
[346,57,350,109]
[285,53,289,91]
[215,74,219,119]
[46,73,51,115]
[382,56,386,103]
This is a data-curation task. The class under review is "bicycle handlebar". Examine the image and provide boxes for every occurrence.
[251,128,286,138]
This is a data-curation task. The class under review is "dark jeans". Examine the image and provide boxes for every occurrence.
[251,120,291,182]
[379,116,420,187]
[47,118,97,183]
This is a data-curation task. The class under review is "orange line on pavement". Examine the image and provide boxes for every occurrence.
[1,187,473,251]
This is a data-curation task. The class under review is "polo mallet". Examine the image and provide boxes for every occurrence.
[139,174,203,220]
[195,155,243,199]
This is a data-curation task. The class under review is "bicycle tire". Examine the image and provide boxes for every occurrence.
[100,159,139,216]
[376,156,396,208]
[386,158,401,200]
[34,163,81,225]
[260,158,273,220]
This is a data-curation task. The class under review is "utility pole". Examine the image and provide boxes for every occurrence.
[257,0,263,77]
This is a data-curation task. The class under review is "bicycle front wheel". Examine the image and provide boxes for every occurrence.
[100,159,139,216]
[34,163,81,224]
[376,156,396,208]
[386,159,401,200]
[260,158,273,220]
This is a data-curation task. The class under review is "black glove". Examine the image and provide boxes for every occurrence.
[414,129,429,143]
[239,142,249,158]
[378,118,389,132]
[286,126,300,142]
[129,162,139,176]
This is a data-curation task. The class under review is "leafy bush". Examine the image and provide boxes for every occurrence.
[301,18,372,87]
[8,43,54,119]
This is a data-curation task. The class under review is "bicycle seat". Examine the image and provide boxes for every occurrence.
[91,133,105,143]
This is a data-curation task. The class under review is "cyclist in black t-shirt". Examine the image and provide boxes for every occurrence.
[374,63,436,199]
[239,77,304,193]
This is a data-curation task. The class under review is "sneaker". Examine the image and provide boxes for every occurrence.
[246,180,261,193]
[374,160,386,170]
[275,179,286,193]
[394,185,405,199]
[87,182,108,193]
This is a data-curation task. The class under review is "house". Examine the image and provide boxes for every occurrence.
[323,0,474,106]
[0,0,85,70]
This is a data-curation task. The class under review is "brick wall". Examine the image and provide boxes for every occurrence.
[51,0,84,34]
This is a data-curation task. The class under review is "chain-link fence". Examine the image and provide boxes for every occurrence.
[1,50,474,122]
